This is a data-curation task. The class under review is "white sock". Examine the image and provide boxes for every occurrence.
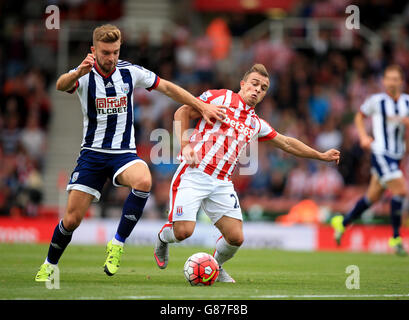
[214,237,240,267]
[159,223,179,243]
[112,238,124,247]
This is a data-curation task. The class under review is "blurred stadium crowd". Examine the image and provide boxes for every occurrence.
[1,0,409,221]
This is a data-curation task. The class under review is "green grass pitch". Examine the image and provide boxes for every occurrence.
[1,243,408,300]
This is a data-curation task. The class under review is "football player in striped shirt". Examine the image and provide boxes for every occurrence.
[154,64,340,282]
[35,24,225,281]
[331,65,408,255]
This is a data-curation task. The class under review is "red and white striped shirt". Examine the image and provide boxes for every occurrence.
[184,89,277,181]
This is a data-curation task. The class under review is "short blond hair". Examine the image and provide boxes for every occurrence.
[242,64,269,80]
[384,64,404,79]
[93,24,122,45]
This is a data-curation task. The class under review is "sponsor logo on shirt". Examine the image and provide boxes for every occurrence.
[223,114,255,139]
[95,96,128,115]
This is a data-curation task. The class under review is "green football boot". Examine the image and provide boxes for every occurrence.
[330,215,345,246]
[103,240,124,276]
[388,237,407,256]
[35,263,55,282]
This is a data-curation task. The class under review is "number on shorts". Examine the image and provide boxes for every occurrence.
[230,194,240,209]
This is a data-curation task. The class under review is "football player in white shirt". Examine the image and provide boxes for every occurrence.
[35,24,225,282]
[331,65,408,255]
[154,64,340,282]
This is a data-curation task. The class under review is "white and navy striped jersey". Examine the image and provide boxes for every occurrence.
[68,59,160,153]
[360,92,409,159]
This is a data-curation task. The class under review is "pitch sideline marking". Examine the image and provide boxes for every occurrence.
[7,293,409,300]
[252,294,409,299]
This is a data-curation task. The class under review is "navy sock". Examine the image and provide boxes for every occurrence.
[46,220,73,264]
[343,196,371,226]
[115,189,149,242]
[390,196,403,238]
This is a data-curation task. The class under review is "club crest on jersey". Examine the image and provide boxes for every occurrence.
[176,206,183,216]
[121,83,130,94]
[250,118,256,129]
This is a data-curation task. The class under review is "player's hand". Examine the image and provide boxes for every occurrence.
[359,135,373,150]
[77,53,95,77]
[201,103,226,125]
[182,144,200,168]
[320,149,340,165]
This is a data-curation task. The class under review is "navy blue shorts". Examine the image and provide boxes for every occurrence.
[370,153,402,185]
[66,149,147,201]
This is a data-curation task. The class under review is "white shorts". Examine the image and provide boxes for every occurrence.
[370,153,403,186]
[168,163,242,224]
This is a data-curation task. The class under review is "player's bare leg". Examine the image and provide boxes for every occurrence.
[35,190,93,281]
[213,216,244,283]
[173,221,196,241]
[63,190,95,231]
[385,177,407,256]
[155,221,196,269]
[103,162,152,276]
[366,174,385,203]
[116,161,152,192]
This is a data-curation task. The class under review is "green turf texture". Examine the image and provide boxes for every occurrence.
[1,243,408,300]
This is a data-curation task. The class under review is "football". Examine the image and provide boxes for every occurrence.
[183,252,220,286]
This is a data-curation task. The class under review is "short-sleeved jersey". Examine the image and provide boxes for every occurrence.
[68,59,160,153]
[186,89,277,181]
[360,92,409,159]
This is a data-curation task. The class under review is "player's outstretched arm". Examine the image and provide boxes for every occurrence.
[174,105,201,149]
[174,105,202,167]
[56,53,95,92]
[155,79,225,125]
[269,133,340,164]
[354,112,373,150]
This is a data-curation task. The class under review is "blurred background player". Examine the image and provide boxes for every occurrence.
[331,65,409,256]
[154,64,340,282]
[35,24,225,281]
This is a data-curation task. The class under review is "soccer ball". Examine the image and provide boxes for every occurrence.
[183,252,220,286]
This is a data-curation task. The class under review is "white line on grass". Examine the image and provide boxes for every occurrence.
[6,293,409,300]
[252,294,409,299]
[119,296,162,299]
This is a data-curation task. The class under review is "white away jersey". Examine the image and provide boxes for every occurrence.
[68,59,160,153]
[360,92,409,159]
[186,89,277,181]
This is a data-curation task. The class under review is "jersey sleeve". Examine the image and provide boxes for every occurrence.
[130,65,160,91]
[258,118,278,141]
[360,95,375,116]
